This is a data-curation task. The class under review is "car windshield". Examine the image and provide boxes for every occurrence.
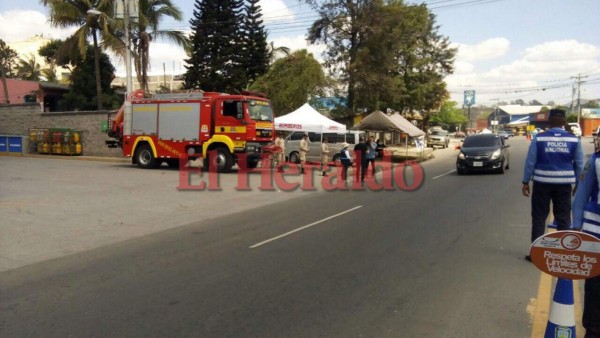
[463,136,501,147]
[247,100,274,121]
[431,131,447,136]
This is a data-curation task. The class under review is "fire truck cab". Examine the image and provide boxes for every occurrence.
[107,91,275,173]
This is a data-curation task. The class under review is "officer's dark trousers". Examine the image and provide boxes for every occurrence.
[584,275,600,338]
[530,182,572,242]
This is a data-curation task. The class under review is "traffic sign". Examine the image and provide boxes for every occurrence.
[530,231,600,280]
[464,90,475,106]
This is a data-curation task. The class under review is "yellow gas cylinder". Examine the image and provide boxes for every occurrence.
[73,132,80,143]
[55,143,62,154]
[42,142,50,153]
[30,130,36,142]
[75,143,82,155]
[37,142,43,153]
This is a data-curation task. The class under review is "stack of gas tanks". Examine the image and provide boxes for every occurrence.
[29,128,82,155]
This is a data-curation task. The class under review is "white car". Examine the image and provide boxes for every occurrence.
[568,123,582,137]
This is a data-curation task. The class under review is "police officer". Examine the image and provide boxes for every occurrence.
[522,108,584,259]
[572,151,600,338]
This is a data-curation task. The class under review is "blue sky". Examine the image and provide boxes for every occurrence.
[1,0,599,106]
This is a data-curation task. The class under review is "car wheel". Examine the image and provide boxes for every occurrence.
[289,152,300,164]
[457,167,465,175]
[497,162,505,174]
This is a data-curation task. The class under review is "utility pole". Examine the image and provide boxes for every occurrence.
[571,73,588,125]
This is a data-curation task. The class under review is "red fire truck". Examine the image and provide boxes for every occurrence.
[106,90,275,172]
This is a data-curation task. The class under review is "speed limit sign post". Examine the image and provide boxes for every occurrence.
[530,230,600,279]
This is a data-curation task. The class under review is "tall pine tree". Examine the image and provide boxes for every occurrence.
[242,0,269,85]
[184,0,246,92]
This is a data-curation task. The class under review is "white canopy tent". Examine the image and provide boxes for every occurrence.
[274,103,346,133]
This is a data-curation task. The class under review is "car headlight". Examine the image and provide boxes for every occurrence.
[458,152,465,160]
[490,149,502,160]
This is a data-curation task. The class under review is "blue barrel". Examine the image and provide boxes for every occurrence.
[0,136,6,152]
[8,136,23,153]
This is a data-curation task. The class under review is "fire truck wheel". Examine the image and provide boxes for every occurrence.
[135,144,158,169]
[206,147,233,173]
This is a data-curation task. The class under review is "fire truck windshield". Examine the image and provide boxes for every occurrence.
[247,100,273,122]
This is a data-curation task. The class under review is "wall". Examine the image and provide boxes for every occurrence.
[0,103,122,157]
[580,117,600,136]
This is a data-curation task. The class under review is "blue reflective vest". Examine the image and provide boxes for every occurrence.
[579,154,600,238]
[533,129,579,184]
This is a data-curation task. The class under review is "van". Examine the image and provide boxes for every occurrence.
[285,130,366,165]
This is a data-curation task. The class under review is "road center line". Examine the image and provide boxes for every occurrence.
[432,170,456,180]
[249,205,363,249]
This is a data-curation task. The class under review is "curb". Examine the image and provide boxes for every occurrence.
[0,152,130,164]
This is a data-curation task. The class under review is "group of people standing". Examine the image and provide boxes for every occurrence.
[339,136,378,182]
[273,132,380,182]
[521,108,599,338]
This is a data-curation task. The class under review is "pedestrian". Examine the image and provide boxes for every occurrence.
[571,151,600,338]
[320,137,330,176]
[521,108,584,261]
[274,131,286,172]
[339,142,352,182]
[366,135,377,177]
[354,137,369,182]
[299,133,310,174]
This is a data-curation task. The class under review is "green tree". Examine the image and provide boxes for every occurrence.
[15,54,42,81]
[249,49,328,116]
[60,46,121,111]
[0,39,18,104]
[306,0,455,116]
[429,101,467,129]
[132,0,189,93]
[184,0,247,92]
[306,0,373,115]
[41,0,114,110]
[242,0,269,85]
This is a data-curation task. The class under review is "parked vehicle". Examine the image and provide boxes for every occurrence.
[427,130,450,148]
[502,128,514,137]
[454,131,466,138]
[567,122,582,137]
[106,91,275,172]
[285,130,366,165]
[497,131,510,140]
[456,133,510,175]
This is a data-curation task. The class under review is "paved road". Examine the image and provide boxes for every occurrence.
[0,136,594,337]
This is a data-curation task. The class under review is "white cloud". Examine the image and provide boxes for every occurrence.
[260,0,295,23]
[270,34,326,61]
[0,10,76,42]
[446,39,600,105]
[453,38,510,62]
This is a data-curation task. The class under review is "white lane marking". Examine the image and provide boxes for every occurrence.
[432,170,456,180]
[249,205,363,249]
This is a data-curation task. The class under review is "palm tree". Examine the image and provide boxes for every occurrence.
[40,0,114,110]
[15,54,42,81]
[131,0,189,93]
[267,42,290,64]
